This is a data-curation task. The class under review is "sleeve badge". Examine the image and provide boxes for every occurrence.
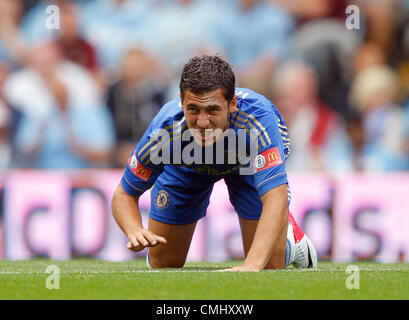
[255,147,283,172]
[128,153,152,181]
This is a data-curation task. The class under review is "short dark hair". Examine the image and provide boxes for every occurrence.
[179,55,236,103]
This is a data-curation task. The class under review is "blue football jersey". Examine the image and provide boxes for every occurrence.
[121,88,291,200]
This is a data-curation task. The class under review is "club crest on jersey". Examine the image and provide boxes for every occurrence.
[128,153,152,181]
[255,154,266,169]
[155,190,170,209]
[255,147,283,171]
[130,154,138,169]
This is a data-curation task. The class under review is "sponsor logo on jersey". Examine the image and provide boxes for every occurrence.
[128,153,152,181]
[255,147,283,171]
[155,190,170,209]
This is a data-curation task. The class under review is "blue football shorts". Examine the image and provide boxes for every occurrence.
[149,165,263,225]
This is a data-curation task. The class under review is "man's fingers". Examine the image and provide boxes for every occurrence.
[153,235,167,245]
[141,230,167,246]
[218,267,237,272]
[129,239,141,248]
[217,266,260,272]
[136,233,150,247]
[142,231,158,246]
[128,238,148,252]
[127,230,168,252]
[127,241,144,252]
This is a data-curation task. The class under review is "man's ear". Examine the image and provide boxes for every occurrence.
[229,95,238,113]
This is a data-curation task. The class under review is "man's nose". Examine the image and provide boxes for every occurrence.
[197,114,210,128]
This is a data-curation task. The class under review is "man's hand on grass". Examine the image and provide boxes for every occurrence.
[126,228,167,252]
[219,265,261,272]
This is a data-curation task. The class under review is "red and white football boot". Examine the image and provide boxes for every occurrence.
[286,213,318,269]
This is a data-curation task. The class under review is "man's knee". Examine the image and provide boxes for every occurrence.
[149,257,186,269]
[148,250,186,269]
[264,262,285,270]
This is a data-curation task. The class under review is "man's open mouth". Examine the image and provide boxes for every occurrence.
[194,130,214,142]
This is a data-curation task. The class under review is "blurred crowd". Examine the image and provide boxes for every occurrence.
[0,0,408,171]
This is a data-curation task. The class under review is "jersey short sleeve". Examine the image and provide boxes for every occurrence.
[121,99,185,197]
[235,89,290,197]
[253,118,288,197]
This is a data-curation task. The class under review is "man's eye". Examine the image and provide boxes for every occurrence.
[208,107,219,113]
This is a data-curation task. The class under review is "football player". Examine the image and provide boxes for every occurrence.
[112,55,317,271]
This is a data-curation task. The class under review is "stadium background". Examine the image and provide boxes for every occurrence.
[0,0,408,264]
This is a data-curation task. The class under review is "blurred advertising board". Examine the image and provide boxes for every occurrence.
[0,170,408,263]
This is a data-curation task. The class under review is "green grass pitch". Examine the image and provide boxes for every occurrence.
[0,259,407,300]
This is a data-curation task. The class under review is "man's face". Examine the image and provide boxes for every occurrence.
[181,88,237,147]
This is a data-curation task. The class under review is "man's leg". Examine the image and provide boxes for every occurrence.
[225,176,317,269]
[147,166,215,268]
[147,218,197,269]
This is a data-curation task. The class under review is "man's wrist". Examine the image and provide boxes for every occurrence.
[125,224,144,238]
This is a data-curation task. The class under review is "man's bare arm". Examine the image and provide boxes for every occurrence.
[223,184,288,271]
[111,183,167,251]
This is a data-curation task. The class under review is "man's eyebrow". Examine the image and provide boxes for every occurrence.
[186,103,222,109]
[207,105,222,109]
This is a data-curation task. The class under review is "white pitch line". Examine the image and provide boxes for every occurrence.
[0,268,407,275]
